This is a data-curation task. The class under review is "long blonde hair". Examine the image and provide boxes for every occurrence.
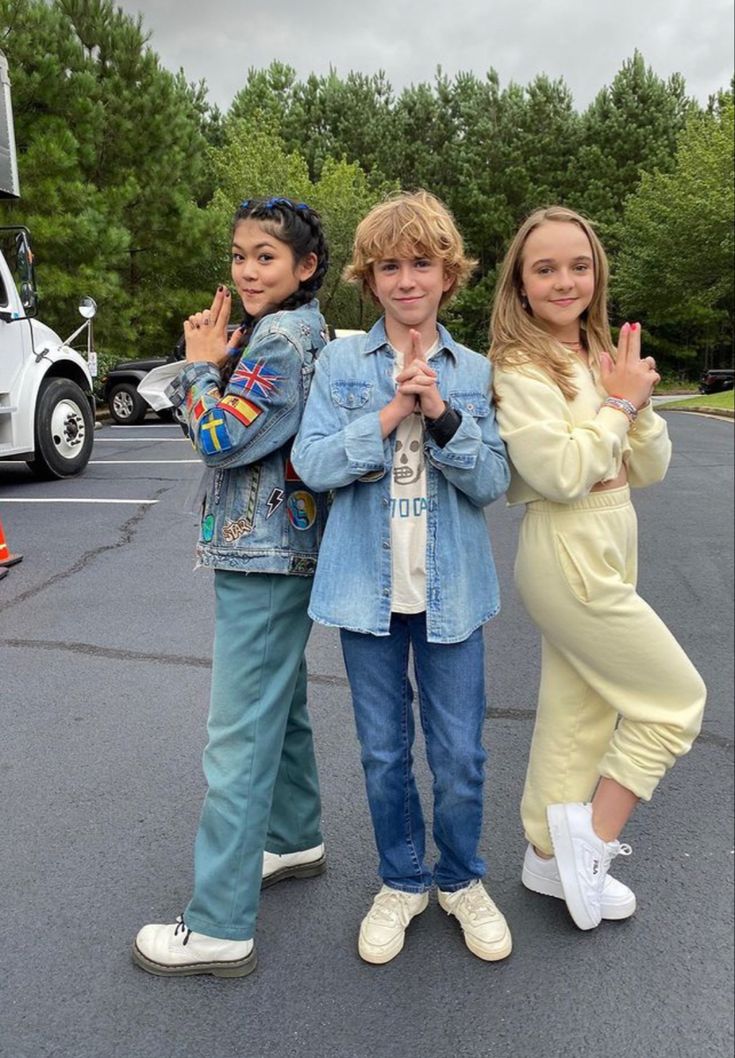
[489,206,613,399]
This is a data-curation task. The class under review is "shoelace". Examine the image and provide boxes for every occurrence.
[367,890,416,927]
[449,884,499,923]
[174,914,191,946]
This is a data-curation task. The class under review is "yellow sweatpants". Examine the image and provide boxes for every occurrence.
[515,486,706,855]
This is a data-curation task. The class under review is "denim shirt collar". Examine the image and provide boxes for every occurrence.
[363,316,459,361]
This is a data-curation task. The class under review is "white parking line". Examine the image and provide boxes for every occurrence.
[94,437,190,442]
[89,459,201,464]
[0,498,158,504]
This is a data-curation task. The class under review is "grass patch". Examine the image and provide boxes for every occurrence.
[657,390,734,414]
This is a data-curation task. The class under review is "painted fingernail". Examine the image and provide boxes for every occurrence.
[630,322,638,331]
[217,284,222,291]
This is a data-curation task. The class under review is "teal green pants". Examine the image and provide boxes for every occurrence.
[185,570,323,940]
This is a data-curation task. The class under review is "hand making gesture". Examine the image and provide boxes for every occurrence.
[184,286,245,369]
[600,322,660,410]
[396,329,445,420]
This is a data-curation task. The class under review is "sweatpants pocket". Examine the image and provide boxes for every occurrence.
[553,532,592,604]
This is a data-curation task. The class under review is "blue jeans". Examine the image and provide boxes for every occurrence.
[185,571,323,941]
[340,612,487,893]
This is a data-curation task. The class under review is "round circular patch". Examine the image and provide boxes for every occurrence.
[286,490,317,531]
[201,513,215,542]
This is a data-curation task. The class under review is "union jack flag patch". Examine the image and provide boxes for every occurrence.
[230,358,284,399]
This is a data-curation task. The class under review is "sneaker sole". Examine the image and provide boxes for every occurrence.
[261,855,327,890]
[546,805,600,931]
[131,942,257,978]
[463,927,513,962]
[521,864,636,921]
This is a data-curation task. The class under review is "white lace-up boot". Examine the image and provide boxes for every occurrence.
[132,915,256,978]
[547,802,633,930]
[261,843,326,888]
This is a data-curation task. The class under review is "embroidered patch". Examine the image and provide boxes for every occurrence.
[230,358,284,399]
[284,458,301,482]
[201,513,215,542]
[222,516,253,542]
[266,487,284,517]
[289,555,316,575]
[199,411,233,455]
[218,393,262,428]
[192,396,207,422]
[286,490,317,531]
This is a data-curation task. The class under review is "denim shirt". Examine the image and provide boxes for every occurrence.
[291,318,510,642]
[168,299,329,575]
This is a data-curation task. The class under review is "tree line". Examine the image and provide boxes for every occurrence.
[1,0,732,376]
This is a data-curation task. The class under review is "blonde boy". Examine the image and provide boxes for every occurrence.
[293,191,511,963]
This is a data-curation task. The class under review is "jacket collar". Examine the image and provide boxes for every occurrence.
[363,316,459,361]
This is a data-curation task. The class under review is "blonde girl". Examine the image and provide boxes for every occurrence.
[489,206,706,931]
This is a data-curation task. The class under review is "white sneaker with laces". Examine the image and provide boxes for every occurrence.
[522,844,636,920]
[358,885,429,964]
[132,915,256,978]
[261,843,326,889]
[438,880,512,961]
[547,802,633,931]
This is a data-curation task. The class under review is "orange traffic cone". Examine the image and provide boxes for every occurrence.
[0,517,22,567]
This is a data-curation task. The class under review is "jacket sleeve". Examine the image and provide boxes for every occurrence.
[424,360,510,508]
[292,345,392,490]
[493,365,632,503]
[168,319,311,469]
[625,402,672,487]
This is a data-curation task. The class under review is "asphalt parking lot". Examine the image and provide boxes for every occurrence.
[1,411,733,1058]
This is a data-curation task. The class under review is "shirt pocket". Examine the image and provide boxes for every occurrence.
[331,379,373,410]
[449,391,491,418]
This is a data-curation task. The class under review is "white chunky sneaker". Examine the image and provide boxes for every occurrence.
[132,915,256,978]
[547,802,633,931]
[438,881,512,961]
[358,885,429,964]
[522,844,636,920]
[261,843,326,889]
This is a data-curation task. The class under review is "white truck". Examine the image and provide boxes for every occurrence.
[0,49,96,478]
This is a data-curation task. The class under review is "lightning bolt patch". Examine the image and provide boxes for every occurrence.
[265,487,284,518]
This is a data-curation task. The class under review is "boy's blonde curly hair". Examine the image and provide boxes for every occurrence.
[344,190,476,306]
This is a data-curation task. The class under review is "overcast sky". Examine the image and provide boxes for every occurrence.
[115,0,733,112]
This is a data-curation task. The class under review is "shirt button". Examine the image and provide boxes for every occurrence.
[382,497,389,507]
[382,588,390,597]
[383,541,390,549]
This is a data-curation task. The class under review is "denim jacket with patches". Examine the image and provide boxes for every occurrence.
[168,299,329,575]
[291,317,510,643]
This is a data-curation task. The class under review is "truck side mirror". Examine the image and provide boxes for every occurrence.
[78,295,97,320]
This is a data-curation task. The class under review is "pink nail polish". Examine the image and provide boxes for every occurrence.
[630,322,638,331]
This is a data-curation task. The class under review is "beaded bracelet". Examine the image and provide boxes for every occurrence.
[602,396,638,423]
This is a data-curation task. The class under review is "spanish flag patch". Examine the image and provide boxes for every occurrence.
[219,393,262,428]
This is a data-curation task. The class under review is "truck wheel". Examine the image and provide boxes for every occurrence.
[28,378,94,479]
[108,381,147,424]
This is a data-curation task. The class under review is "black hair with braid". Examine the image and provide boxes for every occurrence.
[220,197,329,385]
[232,196,329,316]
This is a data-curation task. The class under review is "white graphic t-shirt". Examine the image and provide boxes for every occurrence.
[390,339,438,613]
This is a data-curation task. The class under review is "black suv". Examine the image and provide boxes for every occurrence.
[99,337,187,424]
[699,367,734,395]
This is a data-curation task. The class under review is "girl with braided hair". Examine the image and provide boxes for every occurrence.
[133,197,331,978]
